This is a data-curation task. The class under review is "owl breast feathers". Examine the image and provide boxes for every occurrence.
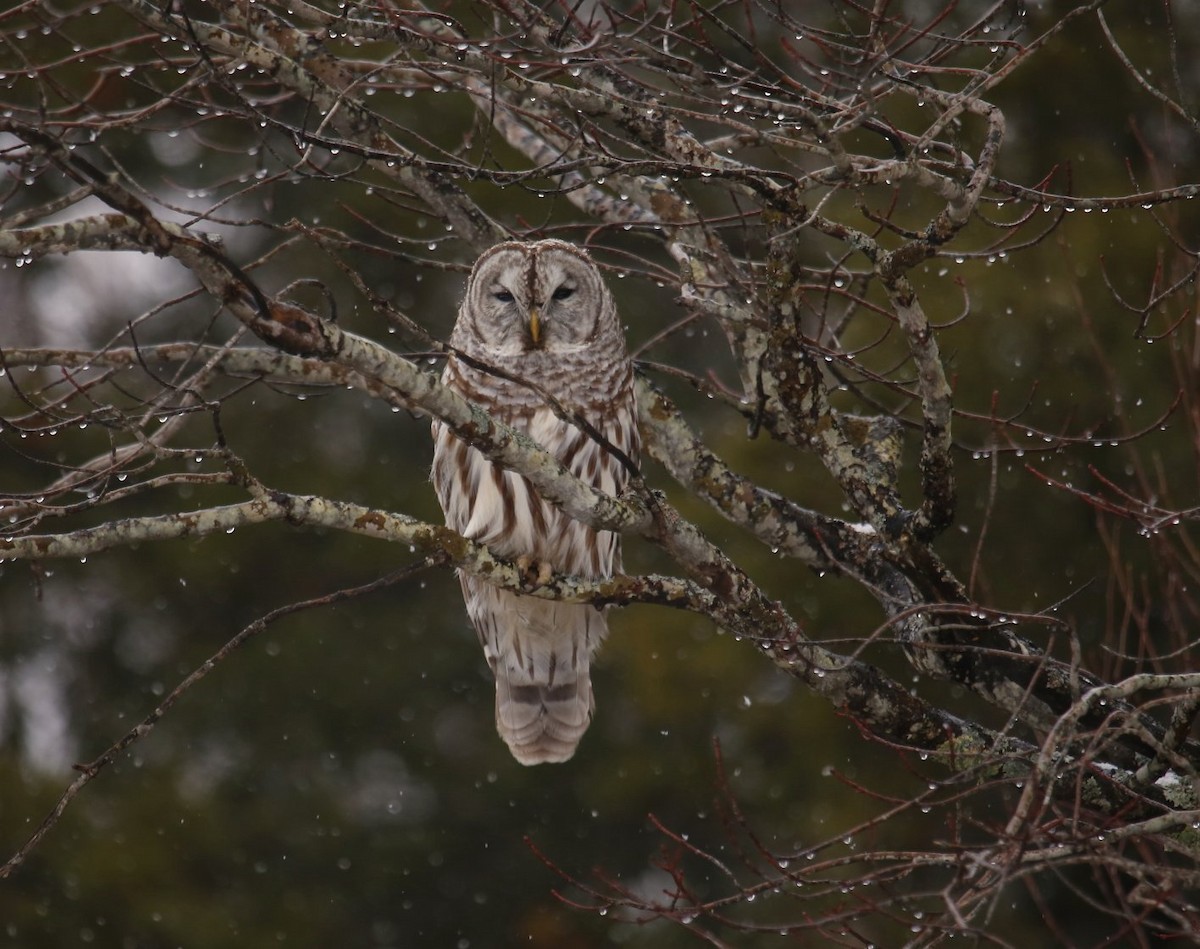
[430,239,640,765]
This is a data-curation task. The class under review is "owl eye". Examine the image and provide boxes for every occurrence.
[551,286,575,301]
[493,290,514,303]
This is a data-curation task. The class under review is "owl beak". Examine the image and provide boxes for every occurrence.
[528,308,541,346]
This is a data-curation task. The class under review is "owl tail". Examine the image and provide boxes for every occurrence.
[494,667,595,766]
[462,577,607,765]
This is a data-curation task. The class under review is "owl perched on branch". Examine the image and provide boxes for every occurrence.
[431,240,640,765]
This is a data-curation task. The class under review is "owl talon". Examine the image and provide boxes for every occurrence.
[516,554,553,587]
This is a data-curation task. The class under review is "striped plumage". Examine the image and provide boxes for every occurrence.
[431,240,639,765]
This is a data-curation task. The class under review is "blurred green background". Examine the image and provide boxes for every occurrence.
[1,2,1197,945]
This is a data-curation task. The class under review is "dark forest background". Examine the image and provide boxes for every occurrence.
[1,1,1199,946]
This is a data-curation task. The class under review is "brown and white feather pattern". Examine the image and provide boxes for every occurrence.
[430,240,640,765]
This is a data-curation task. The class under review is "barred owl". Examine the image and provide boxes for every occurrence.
[431,240,640,765]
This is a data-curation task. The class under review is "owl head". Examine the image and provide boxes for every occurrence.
[456,239,617,356]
